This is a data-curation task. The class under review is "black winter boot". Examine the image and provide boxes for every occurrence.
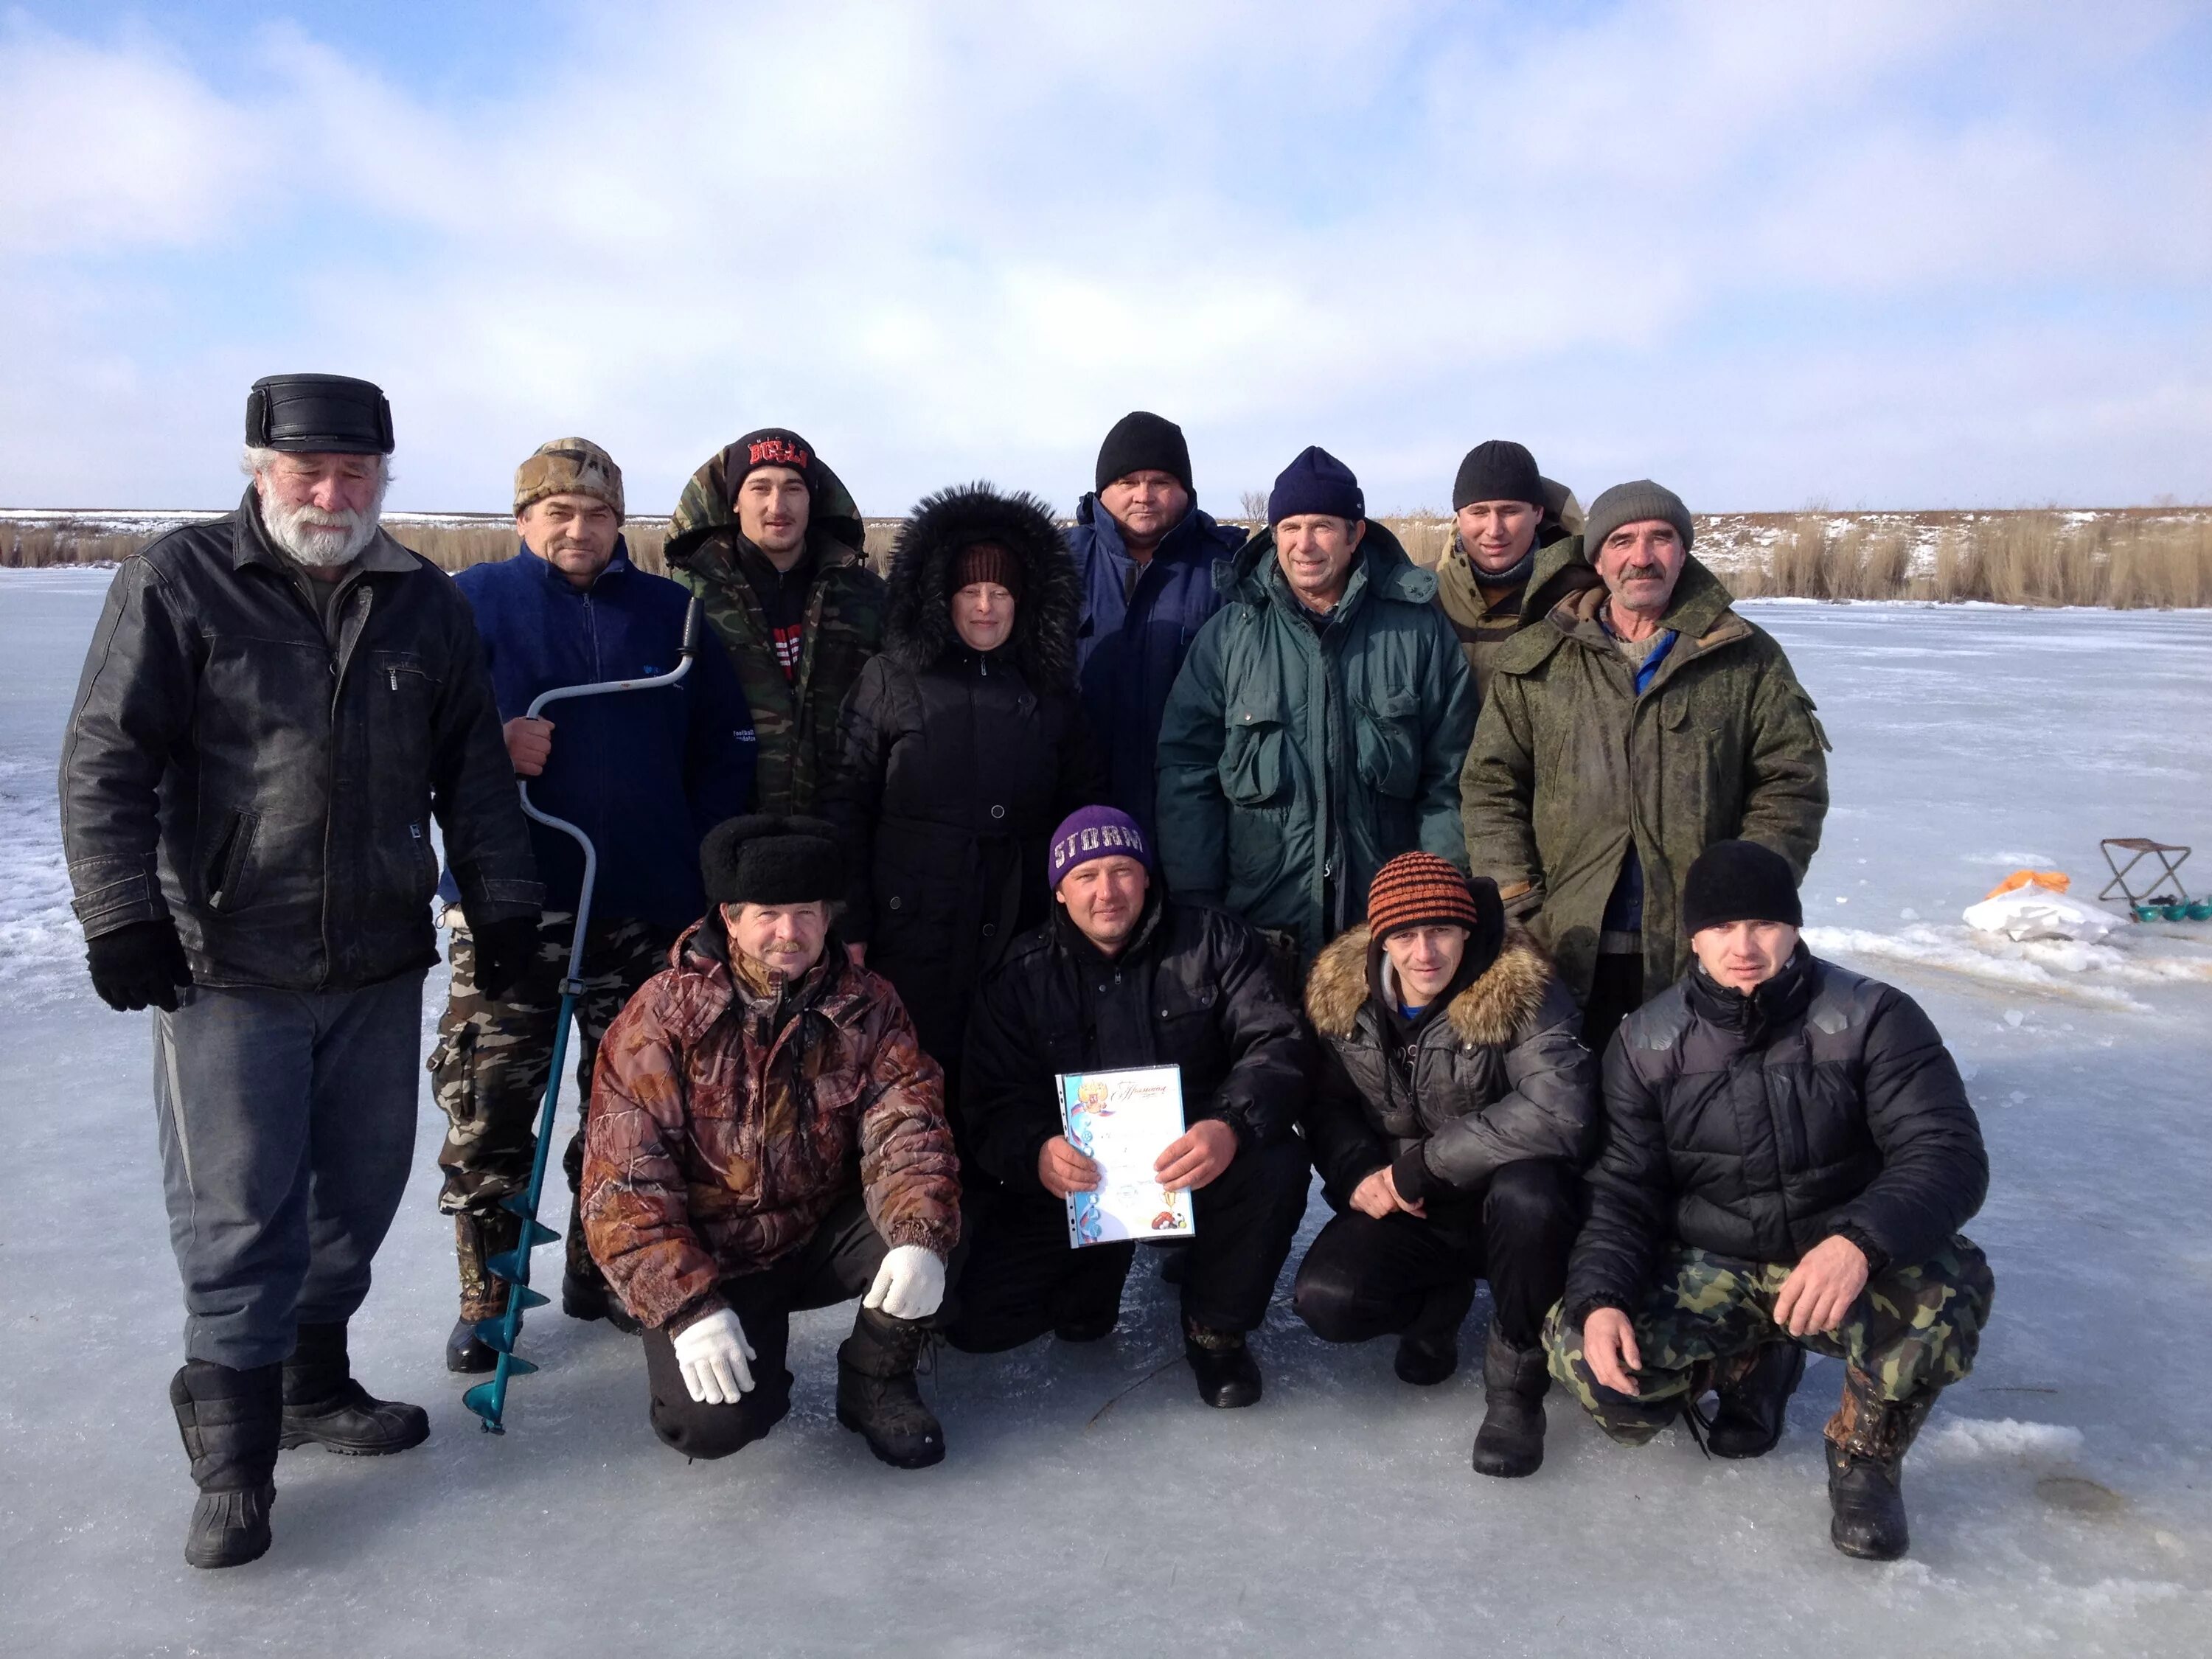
[171,1360,282,1569]
[1825,1371,1934,1561]
[1394,1332,1460,1387]
[281,1323,430,1455]
[1707,1340,1806,1459]
[836,1309,945,1469]
[449,1210,521,1374]
[1183,1317,1262,1409]
[1471,1326,1549,1478]
[561,1207,639,1332]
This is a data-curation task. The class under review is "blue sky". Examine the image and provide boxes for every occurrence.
[3,1,2208,514]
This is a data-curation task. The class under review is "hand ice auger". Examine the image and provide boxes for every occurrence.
[464,597,705,1433]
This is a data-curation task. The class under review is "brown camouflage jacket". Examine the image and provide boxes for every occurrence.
[581,922,960,1332]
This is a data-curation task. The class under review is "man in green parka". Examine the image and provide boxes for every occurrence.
[663,428,886,816]
[1431,439,1596,706]
[1157,446,1476,971]
[1461,479,1829,1051]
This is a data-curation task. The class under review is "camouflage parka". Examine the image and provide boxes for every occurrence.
[1433,501,1599,709]
[663,443,886,817]
[580,919,961,1334]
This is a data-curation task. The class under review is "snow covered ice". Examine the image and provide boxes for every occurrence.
[4,576,2209,1656]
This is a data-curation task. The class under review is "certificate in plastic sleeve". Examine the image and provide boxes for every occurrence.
[1056,1065,1196,1248]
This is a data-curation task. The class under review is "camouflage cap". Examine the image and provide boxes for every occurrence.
[514,437,625,521]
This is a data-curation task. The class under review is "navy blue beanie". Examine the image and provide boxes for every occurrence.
[1267,445,1364,525]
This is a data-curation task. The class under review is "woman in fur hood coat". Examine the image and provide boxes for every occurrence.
[1290,852,1598,1478]
[824,484,1106,1097]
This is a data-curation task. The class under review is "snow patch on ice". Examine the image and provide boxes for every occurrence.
[1919,1416,2086,1461]
[0,759,83,995]
[1804,922,2212,1012]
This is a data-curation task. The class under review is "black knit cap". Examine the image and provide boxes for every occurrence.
[729,428,822,494]
[1682,840,1803,935]
[246,374,394,454]
[1094,411,1192,493]
[1451,439,1545,512]
[700,814,846,907]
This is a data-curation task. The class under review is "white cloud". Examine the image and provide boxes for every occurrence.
[1,0,2208,512]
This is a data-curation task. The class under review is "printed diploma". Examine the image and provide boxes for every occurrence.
[1056,1065,1197,1248]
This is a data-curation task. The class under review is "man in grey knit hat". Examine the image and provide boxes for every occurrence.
[1460,479,1829,1052]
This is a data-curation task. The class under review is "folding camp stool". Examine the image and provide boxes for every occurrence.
[2098,838,2192,907]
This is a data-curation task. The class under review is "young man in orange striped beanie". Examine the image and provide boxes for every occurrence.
[1293,851,1598,1477]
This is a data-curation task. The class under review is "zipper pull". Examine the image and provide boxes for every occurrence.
[410,822,424,839]
[389,667,398,691]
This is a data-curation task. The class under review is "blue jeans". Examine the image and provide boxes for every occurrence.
[151,970,426,1368]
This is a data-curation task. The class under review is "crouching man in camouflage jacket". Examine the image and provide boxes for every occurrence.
[580,815,961,1469]
[1545,840,1994,1562]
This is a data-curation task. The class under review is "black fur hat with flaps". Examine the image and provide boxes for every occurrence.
[882,482,1082,692]
[700,815,846,907]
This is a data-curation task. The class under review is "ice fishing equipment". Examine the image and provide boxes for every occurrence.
[2097,837,2191,919]
[464,597,705,1434]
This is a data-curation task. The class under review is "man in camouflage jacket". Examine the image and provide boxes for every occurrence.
[581,815,961,1469]
[663,428,886,816]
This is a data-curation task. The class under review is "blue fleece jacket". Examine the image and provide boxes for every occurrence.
[440,546,756,926]
[1069,494,1245,844]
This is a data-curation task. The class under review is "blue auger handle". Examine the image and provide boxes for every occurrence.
[463,597,703,1433]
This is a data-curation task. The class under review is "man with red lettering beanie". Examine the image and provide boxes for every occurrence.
[664,426,886,814]
[954,805,1314,1409]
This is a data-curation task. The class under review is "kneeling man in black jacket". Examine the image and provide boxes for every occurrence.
[954,806,1312,1407]
[1545,841,1994,1561]
[1294,852,1596,1478]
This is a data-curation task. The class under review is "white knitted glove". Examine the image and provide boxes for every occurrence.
[672,1308,755,1405]
[862,1245,947,1321]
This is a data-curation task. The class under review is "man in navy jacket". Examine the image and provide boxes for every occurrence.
[431,438,755,1371]
[1069,411,1247,849]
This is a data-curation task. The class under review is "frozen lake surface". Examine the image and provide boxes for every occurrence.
[2,571,2208,1657]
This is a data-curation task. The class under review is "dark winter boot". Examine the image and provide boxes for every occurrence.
[561,1207,639,1332]
[280,1323,430,1455]
[1471,1326,1549,1478]
[1394,1332,1460,1387]
[1183,1317,1262,1409]
[1706,1340,1806,1460]
[448,1210,521,1374]
[171,1360,282,1569]
[1824,1370,1935,1561]
[835,1309,946,1469]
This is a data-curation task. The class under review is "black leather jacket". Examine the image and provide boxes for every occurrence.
[60,491,540,991]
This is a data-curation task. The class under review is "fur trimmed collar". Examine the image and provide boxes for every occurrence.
[1305,923,1553,1049]
[881,482,1082,692]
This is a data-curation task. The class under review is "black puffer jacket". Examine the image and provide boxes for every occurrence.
[961,894,1310,1197]
[60,492,540,990]
[1566,947,1988,1324]
[1302,923,1596,1206]
[824,484,1105,1068]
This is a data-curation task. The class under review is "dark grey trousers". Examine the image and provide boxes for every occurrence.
[151,970,427,1369]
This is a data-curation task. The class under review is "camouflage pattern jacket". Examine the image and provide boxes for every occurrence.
[580,922,961,1333]
[664,445,886,817]
[1433,523,1599,709]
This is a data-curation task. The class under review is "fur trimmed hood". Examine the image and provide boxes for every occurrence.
[883,482,1082,692]
[1306,922,1553,1049]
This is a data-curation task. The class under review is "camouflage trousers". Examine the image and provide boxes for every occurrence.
[429,912,675,1222]
[1543,1237,1994,1454]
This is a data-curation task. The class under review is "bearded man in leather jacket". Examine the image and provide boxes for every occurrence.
[1545,840,1994,1562]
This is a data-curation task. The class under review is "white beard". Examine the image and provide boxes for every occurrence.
[260,490,382,567]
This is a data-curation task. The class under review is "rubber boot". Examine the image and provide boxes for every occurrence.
[561,1204,638,1332]
[1471,1325,1548,1478]
[280,1323,430,1455]
[1825,1368,1935,1561]
[835,1308,946,1469]
[1707,1340,1806,1459]
[448,1210,520,1374]
[172,1360,282,1569]
[1183,1316,1262,1409]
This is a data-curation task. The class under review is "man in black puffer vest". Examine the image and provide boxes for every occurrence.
[1545,841,1994,1562]
[1294,852,1596,1478]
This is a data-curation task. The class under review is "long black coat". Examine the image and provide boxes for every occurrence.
[1565,947,1988,1326]
[961,894,1311,1198]
[824,484,1105,1070]
[1301,923,1597,1206]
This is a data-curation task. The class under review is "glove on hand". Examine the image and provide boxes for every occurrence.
[469,915,543,1002]
[672,1308,756,1405]
[86,918,193,1012]
[863,1245,946,1322]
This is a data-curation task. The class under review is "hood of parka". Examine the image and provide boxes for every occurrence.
[663,439,869,568]
[1221,517,1436,613]
[1305,922,1553,1049]
[1436,530,1601,627]
[881,483,1081,693]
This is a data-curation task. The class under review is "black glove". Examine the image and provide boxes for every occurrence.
[470,915,544,1002]
[86,917,193,1013]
